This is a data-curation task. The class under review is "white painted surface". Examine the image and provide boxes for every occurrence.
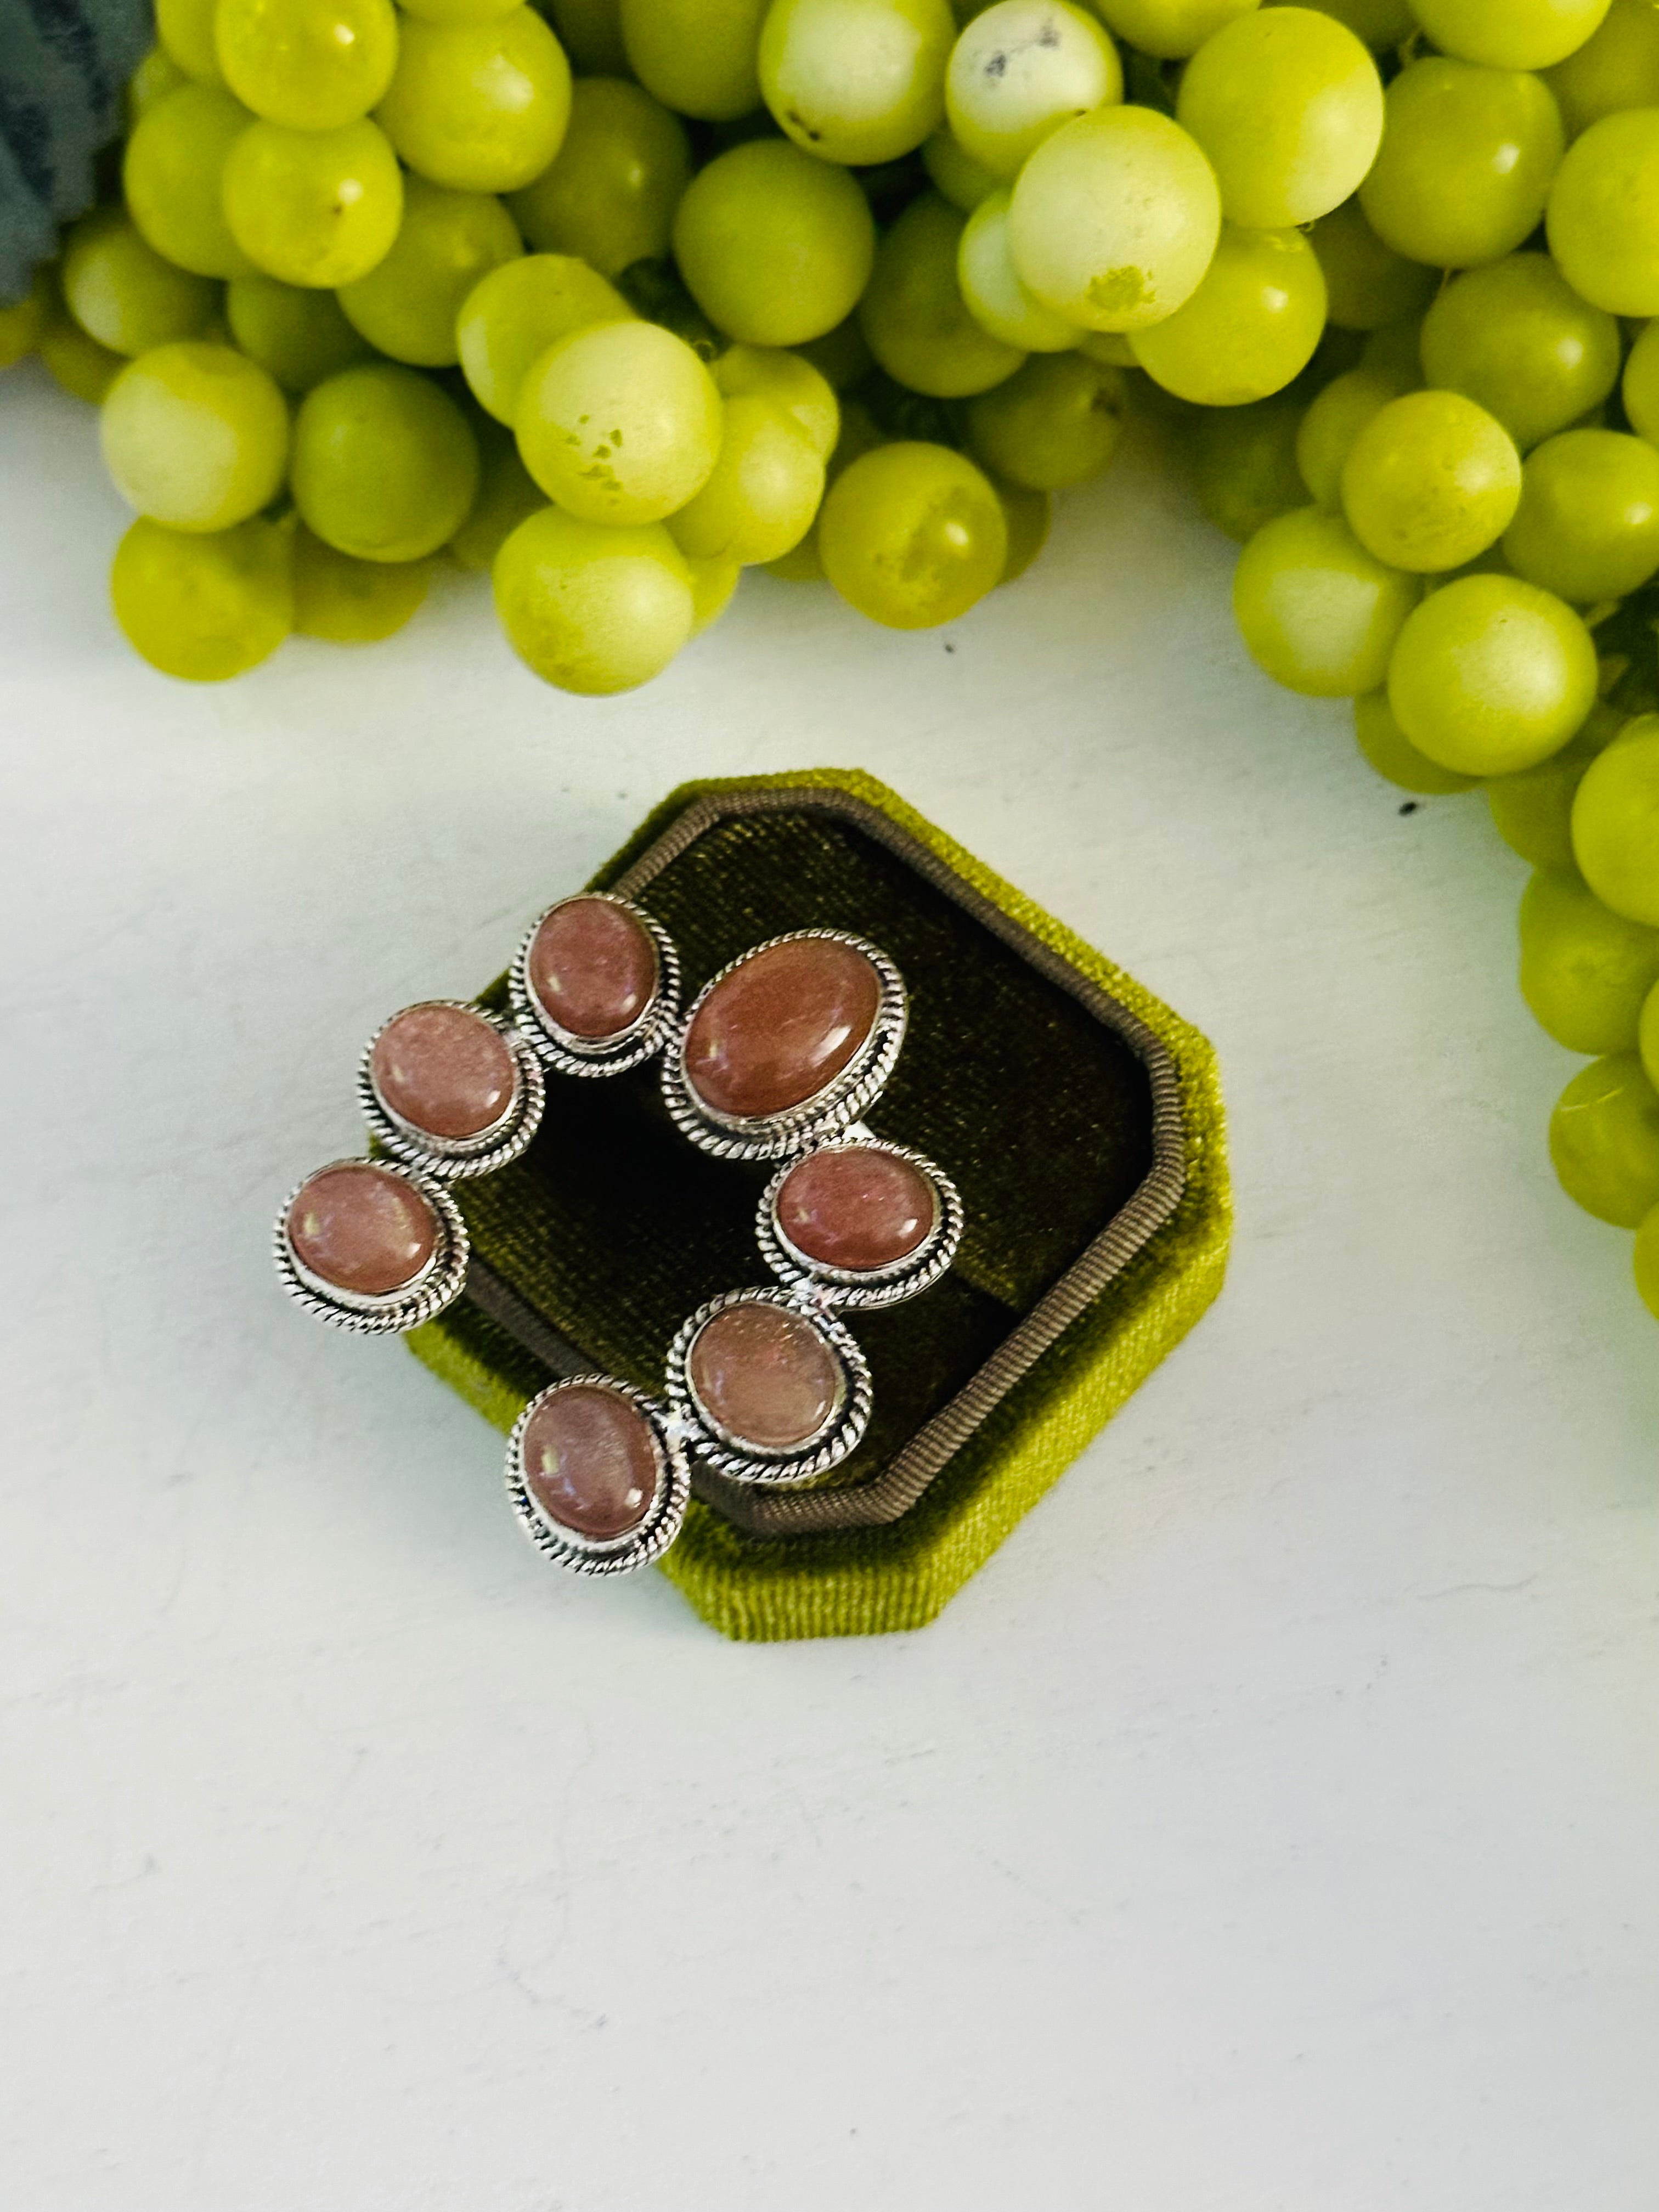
[1,360,1655,2212]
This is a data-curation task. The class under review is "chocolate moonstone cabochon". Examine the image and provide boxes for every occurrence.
[683,937,882,1122]
[286,1163,438,1297]
[528,896,659,1042]
[370,1002,518,1142]
[777,1146,938,1273]
[687,1301,846,1454]
[520,1384,661,1542]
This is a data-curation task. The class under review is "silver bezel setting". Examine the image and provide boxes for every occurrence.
[756,1136,964,1310]
[274,1157,469,1335]
[663,1286,873,1487]
[505,1377,690,1576]
[357,1001,545,1181]
[661,929,909,1163]
[509,893,681,1078]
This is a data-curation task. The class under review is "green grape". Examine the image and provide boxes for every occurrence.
[127,47,191,125]
[672,139,876,347]
[493,504,694,692]
[1076,327,1135,365]
[1353,686,1480,794]
[1129,224,1326,407]
[1488,699,1623,867]
[338,178,520,366]
[1188,393,1306,542]
[619,0,768,122]
[764,396,884,576]
[1547,108,1659,315]
[759,0,955,167]
[156,0,223,82]
[225,275,371,391]
[215,0,399,131]
[293,363,480,559]
[1359,59,1565,270]
[1503,431,1659,603]
[1340,391,1521,573]
[1623,318,1659,447]
[1418,257,1619,455]
[1409,0,1611,72]
[858,191,1025,396]
[123,84,255,281]
[1545,0,1659,137]
[1233,506,1420,695]
[818,440,1006,624]
[448,422,546,567]
[1084,0,1256,62]
[292,525,432,640]
[0,266,51,369]
[110,514,292,679]
[60,207,218,356]
[964,349,1124,487]
[1634,1197,1659,1318]
[992,473,1049,579]
[1572,714,1659,924]
[667,393,825,562]
[713,345,839,458]
[376,9,572,194]
[456,255,629,424]
[516,318,722,523]
[1387,574,1597,774]
[543,0,628,70]
[505,79,690,280]
[222,119,404,289]
[687,552,742,631]
[1299,0,1414,46]
[1007,106,1220,332]
[1519,866,1659,1051]
[100,341,290,531]
[798,315,874,390]
[945,0,1122,182]
[922,130,998,210]
[1549,1051,1659,1226]
[957,190,1083,353]
[38,309,126,403]
[1307,197,1436,332]
[1296,367,1408,509]
[1175,8,1382,230]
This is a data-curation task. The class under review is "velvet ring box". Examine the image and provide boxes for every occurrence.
[407,768,1231,1640]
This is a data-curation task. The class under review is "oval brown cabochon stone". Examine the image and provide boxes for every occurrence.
[529,897,658,1042]
[687,1302,845,1453]
[520,1384,662,1542]
[287,1162,437,1297]
[684,938,881,1121]
[371,1002,517,1142]
[776,1145,937,1272]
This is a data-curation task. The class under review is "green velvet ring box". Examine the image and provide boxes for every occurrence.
[407,768,1231,1640]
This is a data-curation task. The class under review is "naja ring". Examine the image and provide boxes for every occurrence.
[357,1000,545,1180]
[510,892,681,1077]
[275,1158,469,1334]
[506,1377,691,1576]
[756,1134,963,1310]
[663,1286,873,1486]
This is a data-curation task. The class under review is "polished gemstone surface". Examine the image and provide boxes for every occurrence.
[370,1002,517,1142]
[683,937,882,1121]
[686,1301,845,1454]
[286,1163,437,1297]
[528,896,658,1041]
[520,1385,661,1543]
[776,1146,938,1273]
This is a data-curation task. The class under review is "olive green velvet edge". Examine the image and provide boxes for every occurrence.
[406,767,1231,1640]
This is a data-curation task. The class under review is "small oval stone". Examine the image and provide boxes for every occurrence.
[520,1384,662,1543]
[528,896,659,1042]
[776,1146,938,1273]
[684,937,882,1122]
[370,1002,518,1142]
[287,1162,437,1298]
[687,1301,845,1454]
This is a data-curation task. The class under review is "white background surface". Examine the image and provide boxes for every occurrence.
[2,359,1656,2212]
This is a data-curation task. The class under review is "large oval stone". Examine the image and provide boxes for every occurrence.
[683,938,882,1121]
[520,1384,661,1542]
[776,1146,938,1273]
[287,1163,437,1297]
[687,1301,845,1454]
[528,896,659,1042]
[371,1002,517,1142]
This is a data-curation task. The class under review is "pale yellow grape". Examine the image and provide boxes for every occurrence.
[957,190,1082,352]
[1635,1200,1659,1319]
[61,207,219,354]
[123,84,255,281]
[672,139,876,348]
[292,363,480,560]
[1410,0,1611,71]
[1130,224,1325,407]
[1503,430,1659,602]
[516,319,722,524]
[1232,506,1420,695]
[110,514,292,679]
[619,0,768,121]
[1622,319,1659,447]
[760,0,956,166]
[1085,0,1256,60]
[1386,574,1597,775]
[687,553,742,631]
[448,425,546,569]
[225,275,372,390]
[1549,1052,1659,1226]
[713,346,839,460]
[292,527,432,641]
[1545,0,1659,136]
[1488,700,1623,869]
[818,441,1007,625]
[860,191,1026,396]
[222,119,404,289]
[1189,393,1307,540]
[376,9,571,194]
[1296,367,1408,509]
[101,341,289,533]
[127,46,190,125]
[493,505,694,692]
[1307,197,1435,332]
[215,0,399,132]
[505,78,690,279]
[993,474,1049,579]
[337,178,521,367]
[456,255,629,424]
[1547,108,1659,315]
[1360,59,1564,270]
[1572,716,1659,927]
[39,311,126,402]
[544,0,628,68]
[922,131,998,210]
[945,1,1121,182]
[1353,687,1479,794]
[0,267,50,368]
[1175,7,1381,229]
[1520,863,1659,1051]
[1008,106,1220,332]
[155,0,222,81]
[1340,391,1521,573]
[964,351,1125,487]
[1419,255,1620,453]
[667,394,825,563]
